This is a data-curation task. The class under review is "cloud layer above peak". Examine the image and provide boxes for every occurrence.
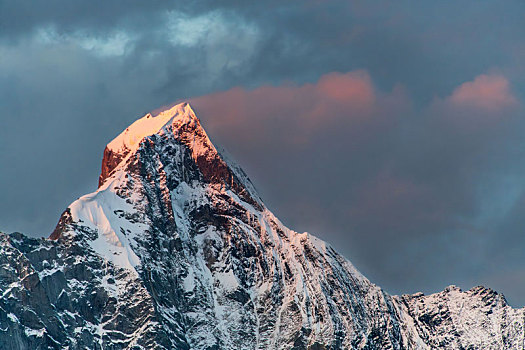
[191,70,409,147]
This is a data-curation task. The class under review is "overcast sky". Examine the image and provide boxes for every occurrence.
[2,0,525,305]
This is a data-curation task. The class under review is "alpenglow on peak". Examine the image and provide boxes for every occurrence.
[107,102,199,155]
[98,102,211,187]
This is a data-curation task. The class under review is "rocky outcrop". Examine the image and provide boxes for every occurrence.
[99,146,128,188]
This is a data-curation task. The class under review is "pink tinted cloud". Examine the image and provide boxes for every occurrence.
[316,71,375,105]
[449,74,517,112]
[190,70,409,147]
[426,73,521,132]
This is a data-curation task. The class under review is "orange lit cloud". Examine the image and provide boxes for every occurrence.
[190,70,408,147]
[449,74,517,112]
[316,71,375,105]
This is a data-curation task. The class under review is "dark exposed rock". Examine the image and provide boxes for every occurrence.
[99,146,128,188]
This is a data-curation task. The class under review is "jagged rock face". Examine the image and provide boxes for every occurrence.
[1,102,524,349]
[395,286,525,349]
[0,232,170,350]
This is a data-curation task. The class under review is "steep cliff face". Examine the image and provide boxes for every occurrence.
[1,102,524,349]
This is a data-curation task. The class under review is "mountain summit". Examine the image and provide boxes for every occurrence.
[1,103,524,349]
[98,103,200,187]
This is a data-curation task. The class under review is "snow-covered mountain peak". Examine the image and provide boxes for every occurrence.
[106,102,198,155]
[97,101,263,211]
[98,102,208,187]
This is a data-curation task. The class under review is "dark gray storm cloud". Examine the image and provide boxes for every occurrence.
[1,0,525,305]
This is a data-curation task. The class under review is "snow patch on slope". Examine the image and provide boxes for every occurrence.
[69,172,143,274]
